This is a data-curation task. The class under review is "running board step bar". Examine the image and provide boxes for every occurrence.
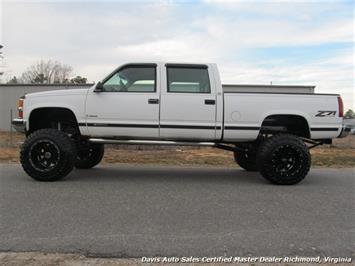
[88,138,217,147]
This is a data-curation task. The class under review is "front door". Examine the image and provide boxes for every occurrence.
[159,64,217,140]
[85,64,160,138]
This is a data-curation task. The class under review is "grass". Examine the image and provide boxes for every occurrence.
[1,132,354,168]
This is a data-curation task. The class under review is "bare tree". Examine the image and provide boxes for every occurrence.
[21,60,73,84]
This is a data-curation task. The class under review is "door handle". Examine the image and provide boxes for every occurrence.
[204,99,215,105]
[148,98,159,104]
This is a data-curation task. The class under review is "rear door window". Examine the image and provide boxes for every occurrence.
[167,67,210,93]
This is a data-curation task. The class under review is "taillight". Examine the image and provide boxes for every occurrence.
[337,96,344,117]
[18,98,24,119]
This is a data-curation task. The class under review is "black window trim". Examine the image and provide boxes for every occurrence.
[166,65,211,94]
[101,63,157,93]
[165,63,208,69]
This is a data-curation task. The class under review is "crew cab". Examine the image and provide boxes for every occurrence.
[12,62,350,184]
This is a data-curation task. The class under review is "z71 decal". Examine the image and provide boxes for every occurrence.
[316,110,336,117]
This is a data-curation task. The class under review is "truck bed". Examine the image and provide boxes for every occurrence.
[223,92,342,141]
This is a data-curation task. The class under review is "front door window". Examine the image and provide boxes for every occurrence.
[103,66,156,93]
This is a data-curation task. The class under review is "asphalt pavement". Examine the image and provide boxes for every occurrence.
[0,164,354,258]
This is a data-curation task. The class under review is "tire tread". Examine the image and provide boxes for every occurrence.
[257,134,311,185]
[20,129,76,181]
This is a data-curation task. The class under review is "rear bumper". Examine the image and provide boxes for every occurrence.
[338,124,351,138]
[12,118,26,133]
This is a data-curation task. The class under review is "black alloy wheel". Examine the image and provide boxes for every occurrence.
[20,129,76,181]
[257,134,311,185]
[28,139,61,172]
[75,142,104,169]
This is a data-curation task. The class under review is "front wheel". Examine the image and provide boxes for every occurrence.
[20,129,77,181]
[75,142,104,169]
[257,134,311,185]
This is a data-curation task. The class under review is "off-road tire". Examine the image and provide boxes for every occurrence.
[234,151,258,171]
[257,134,311,185]
[75,143,104,169]
[20,129,77,181]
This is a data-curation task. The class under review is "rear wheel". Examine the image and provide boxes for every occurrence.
[234,150,258,171]
[75,142,104,169]
[257,134,311,185]
[20,129,76,181]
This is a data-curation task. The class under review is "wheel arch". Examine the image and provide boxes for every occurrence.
[260,113,311,138]
[27,107,80,135]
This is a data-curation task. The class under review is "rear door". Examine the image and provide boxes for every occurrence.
[159,64,217,140]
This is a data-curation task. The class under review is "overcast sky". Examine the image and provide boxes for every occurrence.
[0,0,354,109]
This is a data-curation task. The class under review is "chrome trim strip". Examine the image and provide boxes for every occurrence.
[88,138,216,146]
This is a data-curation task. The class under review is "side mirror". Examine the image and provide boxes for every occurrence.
[94,81,104,92]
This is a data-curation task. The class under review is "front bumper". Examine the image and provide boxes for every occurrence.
[12,118,26,133]
[338,124,351,138]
